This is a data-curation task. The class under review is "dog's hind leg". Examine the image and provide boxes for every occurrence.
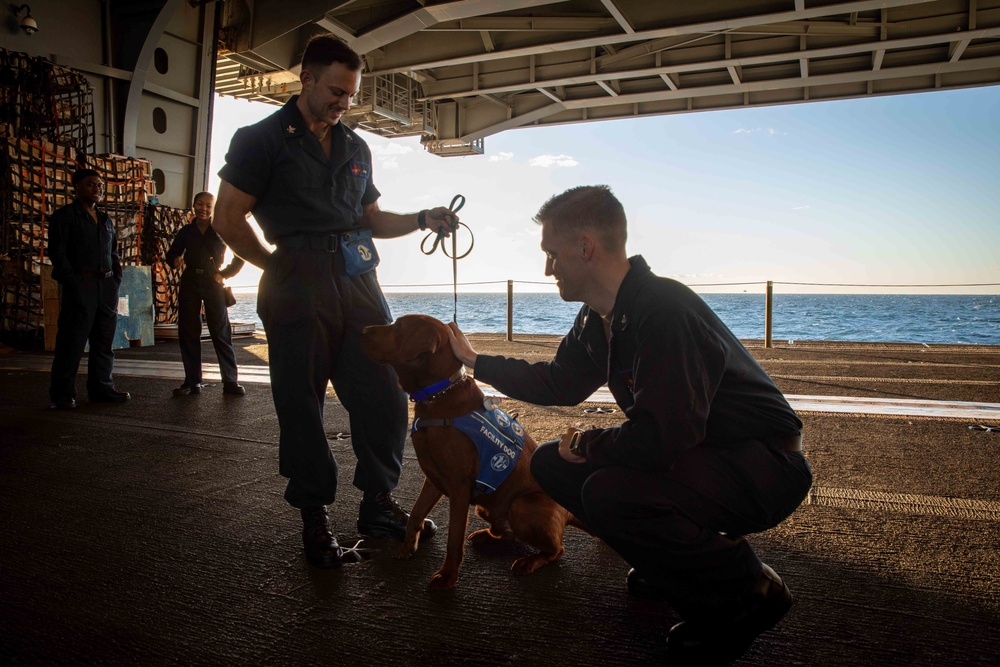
[469,508,514,545]
[508,493,569,575]
[396,478,443,559]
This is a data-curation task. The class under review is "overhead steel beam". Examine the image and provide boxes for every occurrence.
[369,0,944,75]
[419,26,1000,101]
[425,17,616,31]
[600,0,634,35]
[326,0,573,56]
[461,54,1000,141]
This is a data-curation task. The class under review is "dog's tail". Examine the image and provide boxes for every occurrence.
[567,514,594,535]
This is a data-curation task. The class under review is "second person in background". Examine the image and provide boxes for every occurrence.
[165,191,246,397]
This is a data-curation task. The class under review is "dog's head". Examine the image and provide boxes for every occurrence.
[361,314,462,394]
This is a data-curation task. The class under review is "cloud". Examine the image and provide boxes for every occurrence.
[529,154,579,168]
[792,205,811,210]
[732,127,786,136]
[370,142,414,156]
[489,151,514,162]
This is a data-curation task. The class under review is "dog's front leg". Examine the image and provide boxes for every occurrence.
[396,478,443,559]
[430,488,472,590]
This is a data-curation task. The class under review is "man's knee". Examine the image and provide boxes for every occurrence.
[528,440,561,491]
[579,468,654,535]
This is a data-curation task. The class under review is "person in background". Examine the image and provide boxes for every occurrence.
[447,185,813,665]
[47,168,130,409]
[213,35,458,569]
[165,191,246,397]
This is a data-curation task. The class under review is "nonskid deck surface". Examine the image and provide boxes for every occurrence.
[1,334,998,665]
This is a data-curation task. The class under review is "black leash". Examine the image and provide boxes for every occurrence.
[421,194,473,323]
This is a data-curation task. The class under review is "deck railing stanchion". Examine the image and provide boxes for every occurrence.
[506,280,514,341]
[765,280,773,348]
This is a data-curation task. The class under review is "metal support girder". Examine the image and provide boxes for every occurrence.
[369,0,944,74]
[459,54,1000,142]
[122,0,182,158]
[317,0,572,56]
[419,26,1000,101]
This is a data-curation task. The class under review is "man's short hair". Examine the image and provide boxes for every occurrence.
[193,191,214,204]
[301,34,363,74]
[71,168,100,186]
[534,185,627,253]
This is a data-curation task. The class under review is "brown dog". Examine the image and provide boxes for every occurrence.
[362,314,583,589]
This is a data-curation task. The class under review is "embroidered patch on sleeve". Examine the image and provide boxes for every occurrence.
[349,161,370,179]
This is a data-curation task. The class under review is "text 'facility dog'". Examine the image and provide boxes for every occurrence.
[361,314,587,589]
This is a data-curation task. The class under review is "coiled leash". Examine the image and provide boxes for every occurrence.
[421,194,474,323]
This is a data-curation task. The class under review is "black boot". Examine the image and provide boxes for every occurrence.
[666,563,793,665]
[301,506,367,568]
[357,491,437,542]
[626,568,670,600]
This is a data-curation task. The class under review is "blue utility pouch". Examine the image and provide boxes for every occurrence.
[340,228,380,276]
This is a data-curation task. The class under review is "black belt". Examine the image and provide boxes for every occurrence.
[80,269,113,279]
[275,234,342,252]
[765,433,803,453]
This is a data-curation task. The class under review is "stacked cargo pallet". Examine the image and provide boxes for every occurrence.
[144,205,187,325]
[0,49,96,343]
[0,48,190,345]
[0,132,78,334]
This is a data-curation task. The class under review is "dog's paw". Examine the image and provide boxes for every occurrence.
[467,528,501,547]
[511,552,559,575]
[429,570,459,589]
[394,543,416,559]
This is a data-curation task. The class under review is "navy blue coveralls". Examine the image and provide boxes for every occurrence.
[165,223,244,386]
[219,96,406,509]
[475,256,813,620]
[47,201,122,401]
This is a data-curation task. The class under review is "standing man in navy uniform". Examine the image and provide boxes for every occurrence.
[47,168,130,409]
[214,35,457,568]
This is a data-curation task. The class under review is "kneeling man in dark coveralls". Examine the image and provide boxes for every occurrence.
[214,35,459,569]
[47,168,131,409]
[447,185,813,664]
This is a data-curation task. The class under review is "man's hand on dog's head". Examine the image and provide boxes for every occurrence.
[447,322,478,369]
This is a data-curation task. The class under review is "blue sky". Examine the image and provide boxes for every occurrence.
[209,85,1000,294]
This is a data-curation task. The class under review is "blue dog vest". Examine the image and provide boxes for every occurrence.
[412,406,525,496]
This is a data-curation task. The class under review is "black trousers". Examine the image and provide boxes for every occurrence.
[49,275,119,400]
[258,247,407,509]
[530,437,812,619]
[176,273,238,385]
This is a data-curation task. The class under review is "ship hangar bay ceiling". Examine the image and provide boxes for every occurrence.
[214,0,1000,156]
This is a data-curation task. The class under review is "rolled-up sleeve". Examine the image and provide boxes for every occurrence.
[218,125,270,197]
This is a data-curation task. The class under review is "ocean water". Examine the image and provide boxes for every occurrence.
[229,292,1000,346]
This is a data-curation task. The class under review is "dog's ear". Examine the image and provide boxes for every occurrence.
[402,350,433,368]
[398,326,439,361]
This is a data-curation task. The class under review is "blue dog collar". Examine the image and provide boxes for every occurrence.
[409,367,467,402]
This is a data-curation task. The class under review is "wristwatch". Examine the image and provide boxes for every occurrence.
[568,431,586,458]
[417,209,428,230]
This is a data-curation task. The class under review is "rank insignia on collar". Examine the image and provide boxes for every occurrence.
[286,125,297,134]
